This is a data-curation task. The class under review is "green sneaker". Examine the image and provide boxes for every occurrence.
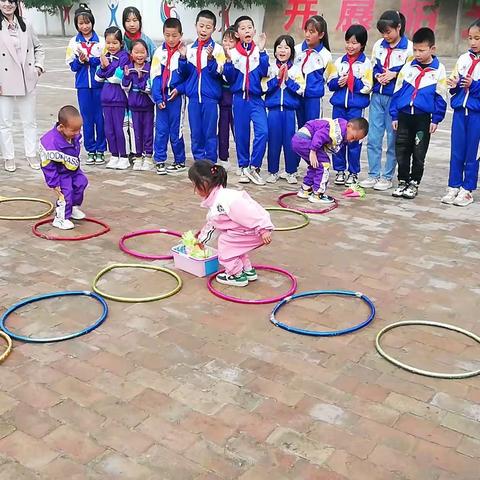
[86,152,96,165]
[244,268,257,281]
[216,272,248,287]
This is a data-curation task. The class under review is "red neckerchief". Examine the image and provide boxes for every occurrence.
[196,40,205,75]
[383,46,394,69]
[301,49,314,75]
[466,53,480,90]
[125,31,142,41]
[276,60,291,86]
[412,64,434,101]
[236,41,255,98]
[162,42,180,99]
[347,54,360,93]
[80,41,94,58]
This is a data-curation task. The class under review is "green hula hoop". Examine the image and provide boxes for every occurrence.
[0,196,54,220]
[265,207,310,232]
[0,331,12,364]
[92,263,182,303]
[376,320,480,379]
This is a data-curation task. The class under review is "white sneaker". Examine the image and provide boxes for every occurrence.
[309,193,335,204]
[441,187,460,205]
[141,157,154,171]
[238,168,251,183]
[359,176,379,188]
[219,159,230,171]
[52,217,75,230]
[71,206,86,220]
[244,167,266,185]
[27,157,41,170]
[297,185,312,199]
[106,157,119,169]
[286,174,298,184]
[132,158,143,170]
[235,168,243,176]
[116,157,130,170]
[4,158,16,172]
[373,178,393,191]
[266,173,279,184]
[453,187,474,207]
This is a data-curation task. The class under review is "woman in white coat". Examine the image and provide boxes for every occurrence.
[0,0,45,172]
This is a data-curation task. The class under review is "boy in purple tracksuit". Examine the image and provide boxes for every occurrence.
[40,106,88,231]
[292,117,369,204]
[95,26,130,170]
[122,39,155,171]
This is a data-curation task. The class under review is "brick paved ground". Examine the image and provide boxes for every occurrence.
[0,37,479,479]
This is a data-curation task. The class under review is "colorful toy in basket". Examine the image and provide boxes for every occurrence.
[172,232,219,277]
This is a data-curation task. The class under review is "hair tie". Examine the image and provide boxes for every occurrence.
[211,166,218,174]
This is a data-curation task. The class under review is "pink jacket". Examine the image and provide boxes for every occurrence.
[198,187,274,244]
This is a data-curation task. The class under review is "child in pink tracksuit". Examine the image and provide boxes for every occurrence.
[189,160,273,287]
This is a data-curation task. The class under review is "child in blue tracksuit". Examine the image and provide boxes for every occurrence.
[329,24,372,186]
[223,15,269,186]
[122,6,157,60]
[179,10,224,163]
[390,27,447,200]
[264,34,303,185]
[441,19,480,207]
[151,18,187,175]
[122,39,154,171]
[294,15,334,127]
[66,4,106,165]
[361,10,413,191]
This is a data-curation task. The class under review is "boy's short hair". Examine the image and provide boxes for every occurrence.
[163,17,182,34]
[349,117,369,135]
[58,105,81,125]
[196,9,216,28]
[234,15,254,31]
[412,27,435,47]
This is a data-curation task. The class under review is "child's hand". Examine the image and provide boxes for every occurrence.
[338,75,348,87]
[392,120,398,131]
[262,231,272,245]
[157,102,166,109]
[167,88,179,101]
[206,45,214,60]
[447,76,459,88]
[179,42,187,58]
[430,123,438,134]
[309,150,319,168]
[382,69,397,83]
[224,47,232,62]
[460,75,473,88]
[100,54,109,68]
[258,33,267,52]
[123,65,130,76]
[78,50,87,63]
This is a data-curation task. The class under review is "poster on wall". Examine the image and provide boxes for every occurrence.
[160,0,179,24]
[106,0,120,27]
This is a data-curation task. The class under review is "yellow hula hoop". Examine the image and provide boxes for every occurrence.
[92,263,182,303]
[0,331,12,364]
[0,196,54,221]
[265,207,310,232]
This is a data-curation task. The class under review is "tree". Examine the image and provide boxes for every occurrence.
[24,0,74,37]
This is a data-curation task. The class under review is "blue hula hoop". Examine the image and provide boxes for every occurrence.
[270,289,376,336]
[0,291,108,343]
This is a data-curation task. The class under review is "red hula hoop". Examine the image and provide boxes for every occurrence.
[277,192,339,214]
[32,217,110,241]
[119,229,182,260]
[207,264,298,305]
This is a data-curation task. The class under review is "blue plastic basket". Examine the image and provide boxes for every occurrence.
[171,244,219,277]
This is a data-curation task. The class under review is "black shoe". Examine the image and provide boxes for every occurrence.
[392,181,408,197]
[402,181,419,199]
[334,171,346,185]
[156,163,167,175]
[166,163,186,174]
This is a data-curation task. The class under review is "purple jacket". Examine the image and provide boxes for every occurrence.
[40,125,82,188]
[95,50,129,107]
[303,118,348,155]
[122,61,154,111]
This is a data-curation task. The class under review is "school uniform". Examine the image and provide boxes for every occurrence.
[218,79,233,161]
[94,50,130,158]
[66,31,106,155]
[223,42,269,169]
[122,62,154,157]
[294,41,334,126]
[448,50,480,191]
[151,43,186,165]
[390,56,447,184]
[179,38,224,162]
[328,52,372,174]
[264,60,304,175]
[40,125,88,220]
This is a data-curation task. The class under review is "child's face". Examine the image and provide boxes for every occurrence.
[131,43,147,64]
[222,34,236,50]
[413,41,434,64]
[125,13,140,35]
[345,35,362,56]
[382,25,401,45]
[236,20,255,44]
[468,26,480,53]
[196,16,215,42]
[77,15,92,37]
[346,124,366,142]
[164,27,182,48]
[105,34,121,54]
[275,40,291,63]
[58,116,83,141]
[304,24,324,48]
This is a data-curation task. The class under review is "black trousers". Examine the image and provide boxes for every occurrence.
[395,112,431,183]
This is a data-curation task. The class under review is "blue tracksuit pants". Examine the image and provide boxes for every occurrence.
[188,98,218,163]
[332,106,363,174]
[296,96,323,128]
[449,109,480,191]
[267,107,298,174]
[233,94,268,169]
[77,88,106,154]
[154,95,186,164]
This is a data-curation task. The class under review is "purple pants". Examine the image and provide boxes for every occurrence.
[218,104,233,161]
[58,170,88,219]
[132,109,154,156]
[291,132,330,194]
[103,105,127,157]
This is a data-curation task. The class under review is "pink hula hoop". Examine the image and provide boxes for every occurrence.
[32,217,110,241]
[277,192,339,214]
[207,265,297,305]
[119,229,182,260]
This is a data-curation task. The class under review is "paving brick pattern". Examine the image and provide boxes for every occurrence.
[0,37,479,479]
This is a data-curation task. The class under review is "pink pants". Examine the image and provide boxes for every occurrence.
[218,231,264,276]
